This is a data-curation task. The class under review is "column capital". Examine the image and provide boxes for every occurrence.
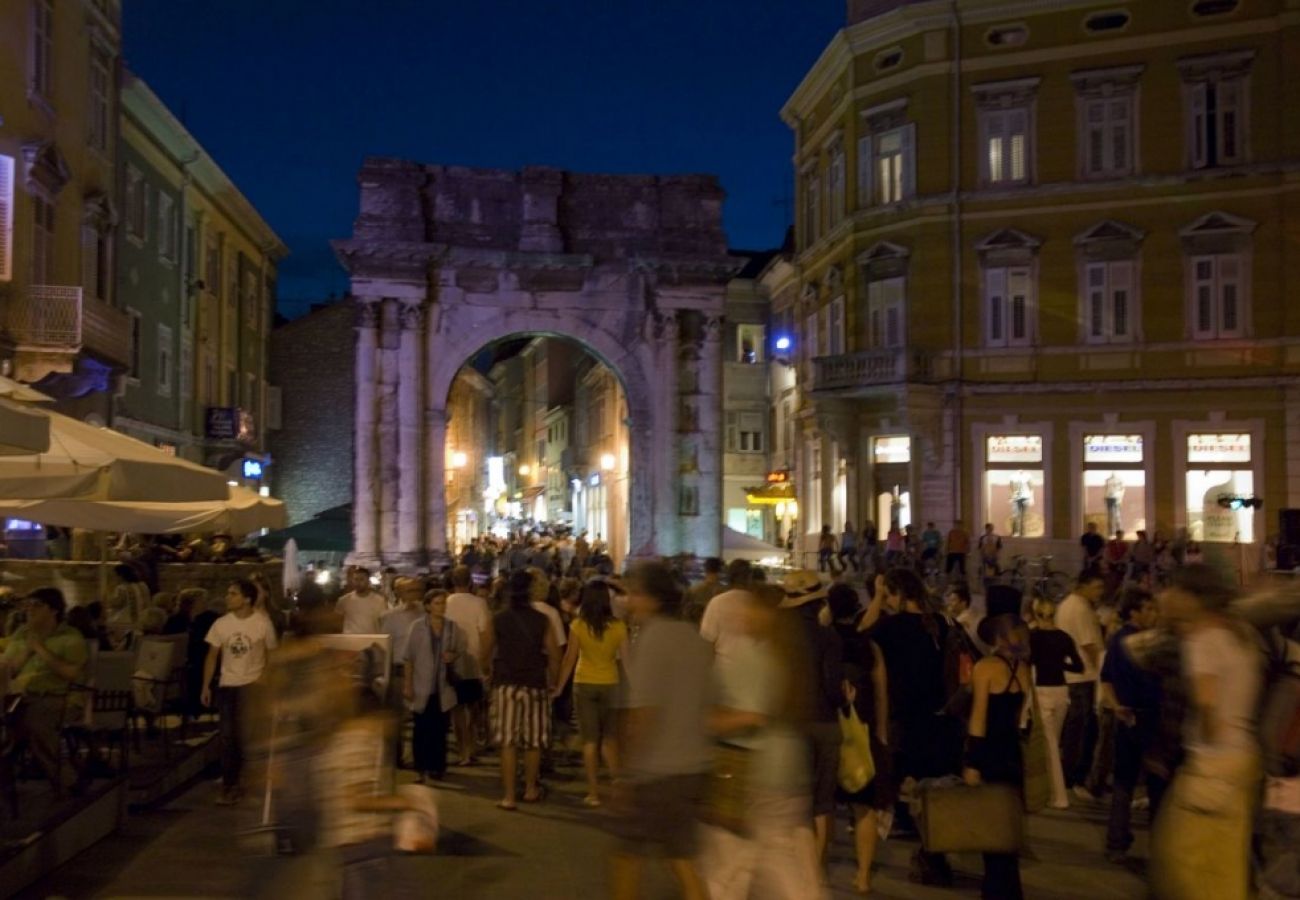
[398,301,425,331]
[702,314,725,342]
[354,299,381,329]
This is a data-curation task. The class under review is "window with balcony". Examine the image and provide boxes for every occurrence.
[1179,211,1253,340]
[0,154,13,282]
[88,49,110,153]
[867,277,905,349]
[157,323,173,397]
[736,323,765,364]
[828,296,846,355]
[30,192,54,283]
[1180,51,1252,169]
[29,0,53,102]
[157,192,177,263]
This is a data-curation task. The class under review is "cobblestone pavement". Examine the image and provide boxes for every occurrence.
[20,752,1148,900]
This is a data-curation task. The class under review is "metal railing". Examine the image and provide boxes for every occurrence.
[8,284,83,347]
[812,348,924,391]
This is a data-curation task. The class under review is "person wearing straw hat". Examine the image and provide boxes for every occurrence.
[779,570,843,871]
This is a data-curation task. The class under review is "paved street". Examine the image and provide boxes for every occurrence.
[20,752,1147,900]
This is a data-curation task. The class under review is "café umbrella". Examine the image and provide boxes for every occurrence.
[0,376,52,455]
[0,397,231,502]
[0,485,285,536]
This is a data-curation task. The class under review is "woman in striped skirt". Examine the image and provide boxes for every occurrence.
[482,569,561,810]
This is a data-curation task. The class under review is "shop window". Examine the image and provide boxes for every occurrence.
[736,323,764,364]
[727,508,765,539]
[1185,433,1254,542]
[1082,434,1146,536]
[985,435,1045,538]
[873,435,911,464]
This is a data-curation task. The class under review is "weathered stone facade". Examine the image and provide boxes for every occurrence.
[268,300,355,524]
[334,159,738,568]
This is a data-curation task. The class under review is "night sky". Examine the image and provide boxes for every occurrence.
[123,1,843,316]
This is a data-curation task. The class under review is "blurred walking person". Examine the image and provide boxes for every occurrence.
[611,561,713,900]
[703,583,823,900]
[1056,571,1105,799]
[554,580,629,806]
[1151,565,1262,900]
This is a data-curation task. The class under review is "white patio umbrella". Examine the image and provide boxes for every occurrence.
[0,376,52,455]
[0,401,50,455]
[282,537,302,595]
[0,485,285,536]
[0,397,230,502]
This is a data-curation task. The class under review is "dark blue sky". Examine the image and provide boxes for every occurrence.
[123,1,843,316]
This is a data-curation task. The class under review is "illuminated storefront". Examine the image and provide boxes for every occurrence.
[1181,431,1258,543]
[872,435,912,532]
[981,433,1046,538]
[1080,433,1147,536]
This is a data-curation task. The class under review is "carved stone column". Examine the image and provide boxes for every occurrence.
[396,301,424,564]
[377,299,401,560]
[650,310,679,558]
[694,314,724,557]
[352,299,381,564]
[424,304,450,566]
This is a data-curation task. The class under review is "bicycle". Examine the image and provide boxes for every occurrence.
[1005,554,1072,602]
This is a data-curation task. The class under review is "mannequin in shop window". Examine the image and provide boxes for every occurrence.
[1009,472,1033,538]
[1104,473,1125,536]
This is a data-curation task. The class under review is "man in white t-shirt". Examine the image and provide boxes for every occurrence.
[699,559,756,668]
[202,579,279,805]
[446,566,491,764]
[336,566,388,635]
[1054,571,1105,795]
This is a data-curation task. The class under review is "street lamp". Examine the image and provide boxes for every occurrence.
[518,463,531,477]
[451,451,468,469]
[600,452,616,471]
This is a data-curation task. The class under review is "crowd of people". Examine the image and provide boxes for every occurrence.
[2,517,1297,900]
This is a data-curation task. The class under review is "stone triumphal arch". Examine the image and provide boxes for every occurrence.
[334,159,737,569]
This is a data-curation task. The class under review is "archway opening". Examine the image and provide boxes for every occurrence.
[444,334,631,569]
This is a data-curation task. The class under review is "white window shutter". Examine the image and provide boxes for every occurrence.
[1219,255,1242,335]
[1086,262,1106,339]
[0,154,12,281]
[1110,260,1133,339]
[986,268,1007,344]
[1218,80,1242,164]
[1008,267,1031,342]
[901,123,917,199]
[1191,256,1215,338]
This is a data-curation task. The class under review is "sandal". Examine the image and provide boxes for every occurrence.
[496,800,518,811]
[522,785,547,803]
[582,794,601,808]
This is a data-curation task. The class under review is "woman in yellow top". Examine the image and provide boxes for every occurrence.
[554,580,628,806]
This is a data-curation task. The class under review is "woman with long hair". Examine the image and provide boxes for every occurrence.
[963,613,1031,900]
[1029,595,1084,809]
[828,583,893,895]
[554,579,628,806]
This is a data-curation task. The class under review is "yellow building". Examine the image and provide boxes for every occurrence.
[771,0,1300,568]
[0,0,130,421]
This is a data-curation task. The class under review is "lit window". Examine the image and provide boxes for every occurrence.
[736,323,765,364]
[983,109,1029,185]
[1,155,17,282]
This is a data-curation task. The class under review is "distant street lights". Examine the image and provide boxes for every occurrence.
[600,452,616,471]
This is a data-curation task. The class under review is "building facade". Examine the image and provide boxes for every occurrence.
[112,73,286,481]
[776,0,1300,566]
[0,0,131,422]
